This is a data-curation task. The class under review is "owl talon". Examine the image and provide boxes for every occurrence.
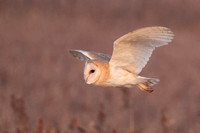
[137,83,154,93]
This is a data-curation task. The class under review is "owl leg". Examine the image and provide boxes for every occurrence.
[137,83,153,93]
[136,76,159,93]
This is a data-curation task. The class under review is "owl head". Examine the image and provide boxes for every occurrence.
[84,62,101,84]
[69,50,111,86]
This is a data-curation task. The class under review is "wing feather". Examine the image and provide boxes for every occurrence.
[110,26,174,74]
[69,50,111,62]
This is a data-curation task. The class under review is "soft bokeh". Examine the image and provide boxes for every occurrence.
[0,0,200,133]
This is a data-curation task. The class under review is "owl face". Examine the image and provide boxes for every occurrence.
[84,62,101,84]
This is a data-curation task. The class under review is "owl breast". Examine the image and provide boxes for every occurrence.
[105,66,138,88]
[93,63,138,88]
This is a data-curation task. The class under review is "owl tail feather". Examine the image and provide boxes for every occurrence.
[136,77,159,93]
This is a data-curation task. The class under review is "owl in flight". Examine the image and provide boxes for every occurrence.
[69,26,174,92]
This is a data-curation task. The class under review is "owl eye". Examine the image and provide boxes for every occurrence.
[90,69,95,74]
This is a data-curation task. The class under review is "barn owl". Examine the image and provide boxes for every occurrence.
[69,26,174,92]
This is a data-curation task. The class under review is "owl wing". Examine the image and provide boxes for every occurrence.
[69,50,111,62]
[109,26,174,74]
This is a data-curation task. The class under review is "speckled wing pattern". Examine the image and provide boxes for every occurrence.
[69,50,111,62]
[110,26,174,74]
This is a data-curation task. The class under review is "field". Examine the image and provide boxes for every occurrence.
[0,0,200,133]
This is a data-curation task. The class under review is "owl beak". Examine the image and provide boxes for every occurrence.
[84,76,91,84]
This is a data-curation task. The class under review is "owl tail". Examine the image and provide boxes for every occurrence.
[136,77,160,93]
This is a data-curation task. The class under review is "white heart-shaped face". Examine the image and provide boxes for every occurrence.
[84,62,101,84]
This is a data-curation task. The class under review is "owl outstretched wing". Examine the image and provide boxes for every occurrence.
[109,26,174,74]
[69,50,111,62]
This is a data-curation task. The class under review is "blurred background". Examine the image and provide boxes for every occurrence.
[0,0,200,133]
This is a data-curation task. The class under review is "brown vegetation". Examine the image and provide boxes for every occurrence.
[0,0,200,133]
